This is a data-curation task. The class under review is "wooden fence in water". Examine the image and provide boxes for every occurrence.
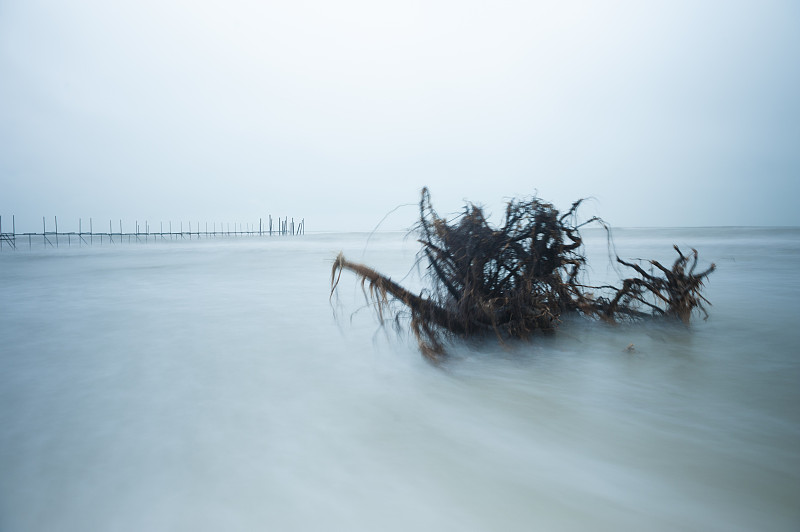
[0,215,304,251]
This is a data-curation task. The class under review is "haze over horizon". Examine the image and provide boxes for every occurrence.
[2,0,799,233]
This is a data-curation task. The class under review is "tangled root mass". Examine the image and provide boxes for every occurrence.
[331,188,715,359]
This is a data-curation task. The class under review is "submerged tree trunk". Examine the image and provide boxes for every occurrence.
[331,188,715,359]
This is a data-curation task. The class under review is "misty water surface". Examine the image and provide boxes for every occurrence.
[1,228,798,531]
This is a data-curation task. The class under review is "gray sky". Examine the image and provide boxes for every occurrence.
[2,0,799,232]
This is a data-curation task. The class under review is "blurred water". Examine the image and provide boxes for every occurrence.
[1,228,798,531]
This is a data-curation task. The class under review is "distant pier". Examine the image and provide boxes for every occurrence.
[0,215,304,251]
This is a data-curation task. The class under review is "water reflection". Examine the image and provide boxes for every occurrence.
[0,230,798,531]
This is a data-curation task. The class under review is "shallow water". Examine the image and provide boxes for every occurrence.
[1,228,798,531]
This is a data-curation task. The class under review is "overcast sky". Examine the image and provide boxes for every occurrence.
[2,0,798,232]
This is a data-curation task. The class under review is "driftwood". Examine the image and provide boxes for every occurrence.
[331,188,715,359]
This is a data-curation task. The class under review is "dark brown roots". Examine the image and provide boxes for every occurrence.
[331,188,715,360]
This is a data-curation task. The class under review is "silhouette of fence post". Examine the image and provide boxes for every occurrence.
[1,212,305,250]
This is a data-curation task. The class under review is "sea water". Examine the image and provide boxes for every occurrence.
[0,228,798,531]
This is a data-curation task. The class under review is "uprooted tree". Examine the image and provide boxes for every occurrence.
[331,188,715,360]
